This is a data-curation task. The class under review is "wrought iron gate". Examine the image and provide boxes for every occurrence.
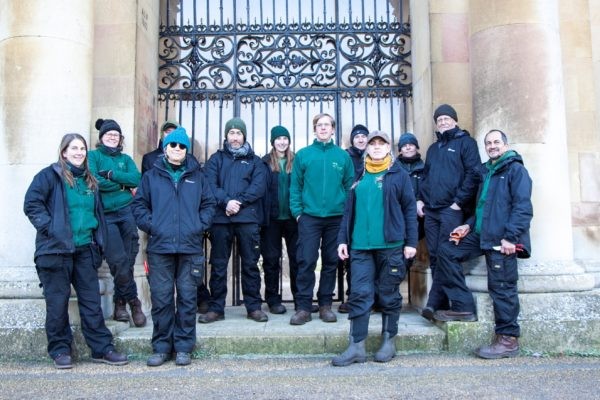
[158,0,412,305]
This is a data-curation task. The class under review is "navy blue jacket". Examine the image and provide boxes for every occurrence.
[466,152,533,258]
[419,127,481,212]
[23,163,107,259]
[204,143,267,224]
[337,161,418,248]
[132,155,216,254]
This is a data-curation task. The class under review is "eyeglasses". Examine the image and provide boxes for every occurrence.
[168,142,187,150]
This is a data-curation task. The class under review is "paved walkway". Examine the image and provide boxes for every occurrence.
[1,353,599,399]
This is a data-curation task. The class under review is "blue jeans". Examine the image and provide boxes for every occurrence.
[35,244,115,359]
[147,252,202,353]
[104,205,140,302]
[294,215,341,312]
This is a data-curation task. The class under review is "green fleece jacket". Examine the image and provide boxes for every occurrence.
[88,146,141,212]
[290,139,354,218]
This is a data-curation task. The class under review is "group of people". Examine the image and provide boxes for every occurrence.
[23,104,533,369]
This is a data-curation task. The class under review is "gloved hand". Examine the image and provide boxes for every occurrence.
[98,170,113,180]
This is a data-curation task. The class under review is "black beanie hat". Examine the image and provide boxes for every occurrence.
[433,104,458,122]
[350,124,369,143]
[270,125,291,145]
[398,132,420,150]
[95,118,122,140]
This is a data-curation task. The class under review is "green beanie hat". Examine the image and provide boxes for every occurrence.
[224,117,247,139]
[270,125,291,145]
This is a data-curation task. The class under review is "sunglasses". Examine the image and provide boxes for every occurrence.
[168,142,187,150]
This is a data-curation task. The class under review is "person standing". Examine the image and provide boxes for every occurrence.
[338,124,369,314]
[200,117,269,323]
[289,113,354,325]
[24,133,129,369]
[260,125,298,314]
[332,131,418,366]
[417,105,481,320]
[141,120,179,174]
[433,129,533,359]
[88,118,146,327]
[132,127,216,366]
[396,132,426,241]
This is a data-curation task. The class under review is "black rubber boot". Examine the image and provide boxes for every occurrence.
[331,317,369,367]
[374,314,397,362]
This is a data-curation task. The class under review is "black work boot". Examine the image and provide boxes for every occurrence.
[113,299,130,322]
[129,298,147,327]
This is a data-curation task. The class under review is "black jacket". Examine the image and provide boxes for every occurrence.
[141,145,162,175]
[419,127,481,212]
[338,161,418,248]
[261,154,293,226]
[466,152,533,258]
[204,144,267,224]
[23,163,107,259]
[346,146,365,181]
[396,154,425,198]
[132,155,216,254]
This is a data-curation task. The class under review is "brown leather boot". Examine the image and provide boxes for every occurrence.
[113,299,130,322]
[129,298,147,327]
[475,334,519,359]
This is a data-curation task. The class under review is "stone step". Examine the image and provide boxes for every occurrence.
[1,299,445,360]
[115,306,446,358]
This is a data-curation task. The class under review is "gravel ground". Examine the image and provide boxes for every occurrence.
[1,353,599,399]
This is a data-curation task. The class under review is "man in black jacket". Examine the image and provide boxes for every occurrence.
[199,117,269,324]
[417,104,481,320]
[433,129,533,359]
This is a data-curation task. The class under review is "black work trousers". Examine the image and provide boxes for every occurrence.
[147,252,201,353]
[35,244,115,360]
[294,215,341,312]
[423,206,463,310]
[260,218,298,306]
[208,223,263,314]
[437,233,521,337]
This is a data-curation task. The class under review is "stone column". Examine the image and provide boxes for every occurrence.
[0,0,94,356]
[468,0,594,293]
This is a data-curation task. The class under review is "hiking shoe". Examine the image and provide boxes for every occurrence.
[147,353,171,367]
[53,353,72,370]
[92,350,128,366]
[175,352,192,366]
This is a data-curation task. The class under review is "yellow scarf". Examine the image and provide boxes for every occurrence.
[365,154,392,173]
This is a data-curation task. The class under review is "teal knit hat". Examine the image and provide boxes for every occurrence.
[224,117,247,138]
[270,125,291,145]
[162,127,191,149]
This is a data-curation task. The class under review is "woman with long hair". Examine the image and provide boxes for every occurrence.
[260,125,298,314]
[23,133,128,369]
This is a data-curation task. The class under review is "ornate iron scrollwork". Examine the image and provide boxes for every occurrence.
[158,8,411,100]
